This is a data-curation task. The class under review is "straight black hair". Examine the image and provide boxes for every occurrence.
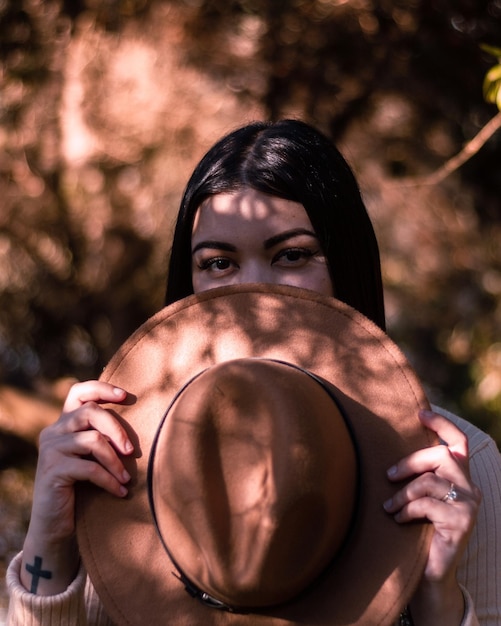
[165,119,386,330]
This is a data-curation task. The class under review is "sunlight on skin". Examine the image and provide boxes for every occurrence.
[191,189,334,296]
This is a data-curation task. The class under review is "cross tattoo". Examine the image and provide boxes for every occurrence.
[26,556,52,593]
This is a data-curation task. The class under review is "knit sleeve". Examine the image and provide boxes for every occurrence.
[434,407,501,625]
[6,552,112,626]
[6,552,88,625]
[458,430,501,625]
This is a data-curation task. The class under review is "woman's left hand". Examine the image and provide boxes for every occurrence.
[384,409,482,625]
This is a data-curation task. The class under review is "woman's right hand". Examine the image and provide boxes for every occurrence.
[20,381,134,595]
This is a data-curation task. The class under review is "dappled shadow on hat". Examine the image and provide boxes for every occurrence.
[76,284,435,626]
[150,360,358,609]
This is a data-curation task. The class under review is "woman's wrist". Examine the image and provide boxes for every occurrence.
[409,577,465,626]
[20,533,80,596]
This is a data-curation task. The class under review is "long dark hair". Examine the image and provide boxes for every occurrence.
[165,119,386,330]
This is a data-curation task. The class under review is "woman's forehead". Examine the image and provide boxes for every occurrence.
[193,190,312,234]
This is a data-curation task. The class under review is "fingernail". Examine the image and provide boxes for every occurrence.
[387,465,397,477]
[119,485,128,497]
[124,441,134,454]
[113,387,126,397]
[122,469,131,483]
[419,409,434,418]
[383,498,393,511]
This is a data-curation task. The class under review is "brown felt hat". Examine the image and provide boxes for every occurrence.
[76,284,437,626]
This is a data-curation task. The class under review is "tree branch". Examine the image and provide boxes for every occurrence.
[396,110,501,187]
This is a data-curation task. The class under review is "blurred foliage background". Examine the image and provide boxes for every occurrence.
[0,0,500,612]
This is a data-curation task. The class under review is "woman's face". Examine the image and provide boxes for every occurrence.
[191,188,333,296]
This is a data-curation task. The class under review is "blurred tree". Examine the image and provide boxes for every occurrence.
[0,1,159,386]
[0,0,500,443]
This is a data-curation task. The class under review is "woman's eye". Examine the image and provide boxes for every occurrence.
[284,249,305,262]
[273,247,315,265]
[198,257,234,272]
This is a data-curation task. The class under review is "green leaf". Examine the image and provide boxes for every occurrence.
[480,43,501,59]
[483,63,501,109]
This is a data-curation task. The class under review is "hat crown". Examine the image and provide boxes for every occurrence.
[150,358,358,609]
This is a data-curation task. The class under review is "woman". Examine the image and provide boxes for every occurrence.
[7,120,500,625]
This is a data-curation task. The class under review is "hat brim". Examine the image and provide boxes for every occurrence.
[76,284,436,626]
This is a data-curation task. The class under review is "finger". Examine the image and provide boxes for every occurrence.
[63,381,128,413]
[36,430,131,498]
[57,456,129,498]
[62,429,132,486]
[384,472,455,513]
[43,403,134,457]
[386,443,471,490]
[390,494,477,532]
[390,494,479,581]
[419,409,469,466]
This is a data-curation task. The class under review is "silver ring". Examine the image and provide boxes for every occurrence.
[441,482,458,503]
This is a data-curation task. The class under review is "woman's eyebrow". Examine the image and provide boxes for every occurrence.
[192,241,237,254]
[264,228,318,250]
